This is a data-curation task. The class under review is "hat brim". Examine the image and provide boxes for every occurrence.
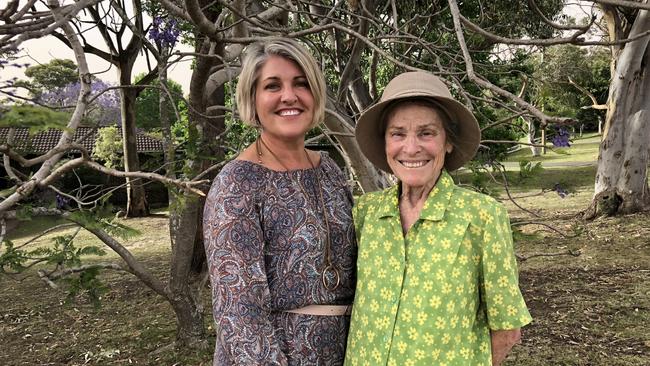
[355,96,481,173]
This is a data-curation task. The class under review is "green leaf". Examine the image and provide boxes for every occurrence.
[0,105,69,133]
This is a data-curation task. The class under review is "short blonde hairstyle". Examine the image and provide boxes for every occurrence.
[236,38,326,129]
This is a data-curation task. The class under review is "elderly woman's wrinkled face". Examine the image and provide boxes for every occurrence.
[385,103,452,189]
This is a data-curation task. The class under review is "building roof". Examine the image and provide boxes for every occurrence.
[0,127,163,154]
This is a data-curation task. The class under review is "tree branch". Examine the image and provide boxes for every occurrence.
[40,157,208,197]
[448,0,575,126]
[459,13,591,46]
[567,76,609,110]
[591,0,650,11]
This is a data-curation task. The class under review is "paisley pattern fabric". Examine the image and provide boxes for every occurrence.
[203,153,356,366]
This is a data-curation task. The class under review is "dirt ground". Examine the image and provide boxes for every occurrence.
[511,211,650,366]
[1,210,649,365]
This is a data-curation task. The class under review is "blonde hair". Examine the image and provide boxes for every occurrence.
[235,38,326,129]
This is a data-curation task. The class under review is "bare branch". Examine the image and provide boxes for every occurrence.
[448,0,576,126]
[591,0,650,11]
[568,76,609,110]
[40,157,208,197]
[0,0,103,52]
[15,223,79,250]
[0,2,94,213]
[459,13,591,46]
[516,249,582,261]
[528,0,595,31]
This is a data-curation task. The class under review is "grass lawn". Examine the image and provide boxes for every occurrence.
[505,133,601,165]
[1,138,649,365]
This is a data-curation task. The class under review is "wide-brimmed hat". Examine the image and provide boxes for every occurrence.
[355,71,481,173]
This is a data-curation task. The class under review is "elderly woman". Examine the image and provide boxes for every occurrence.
[344,72,532,366]
[203,39,355,365]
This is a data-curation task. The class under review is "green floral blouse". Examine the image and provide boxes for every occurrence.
[344,171,532,366]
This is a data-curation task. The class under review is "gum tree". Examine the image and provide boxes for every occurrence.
[587,1,650,216]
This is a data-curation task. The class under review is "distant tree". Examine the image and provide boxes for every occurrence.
[92,126,123,169]
[23,59,78,96]
[530,45,609,132]
[46,1,160,217]
[134,74,184,129]
[37,80,121,126]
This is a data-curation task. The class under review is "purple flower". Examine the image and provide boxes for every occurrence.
[56,194,70,209]
[38,80,121,126]
[551,126,571,148]
[148,16,180,48]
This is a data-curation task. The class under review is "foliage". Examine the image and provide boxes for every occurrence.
[134,73,184,129]
[1,228,108,307]
[63,265,108,308]
[92,126,123,169]
[518,160,544,182]
[462,162,493,196]
[23,59,78,96]
[69,208,141,240]
[478,123,521,163]
[459,0,565,41]
[550,126,571,148]
[528,45,610,129]
[223,117,257,159]
[0,104,69,133]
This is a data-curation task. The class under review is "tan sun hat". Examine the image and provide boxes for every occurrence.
[355,71,481,173]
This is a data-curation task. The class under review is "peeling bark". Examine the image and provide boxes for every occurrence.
[588,8,650,217]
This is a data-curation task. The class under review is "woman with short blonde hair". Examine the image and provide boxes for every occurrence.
[236,38,326,129]
[204,38,355,366]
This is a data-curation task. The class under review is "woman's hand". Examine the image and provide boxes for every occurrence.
[491,328,521,366]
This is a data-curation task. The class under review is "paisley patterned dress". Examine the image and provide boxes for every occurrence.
[203,153,356,366]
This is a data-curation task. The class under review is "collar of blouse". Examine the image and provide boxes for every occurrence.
[375,170,455,222]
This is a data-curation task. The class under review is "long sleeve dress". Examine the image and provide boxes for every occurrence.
[203,152,356,366]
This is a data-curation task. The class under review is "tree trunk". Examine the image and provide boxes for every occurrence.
[324,100,391,193]
[588,9,650,217]
[159,58,175,184]
[118,65,149,217]
[525,117,541,157]
[168,193,208,348]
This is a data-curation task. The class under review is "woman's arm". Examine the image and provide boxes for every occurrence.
[203,171,288,366]
[477,200,531,365]
[490,328,521,365]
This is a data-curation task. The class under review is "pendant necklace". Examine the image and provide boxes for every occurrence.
[256,136,341,291]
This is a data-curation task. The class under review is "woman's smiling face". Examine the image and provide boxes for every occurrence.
[254,55,315,141]
[384,102,452,189]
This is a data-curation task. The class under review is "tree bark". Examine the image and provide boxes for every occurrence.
[324,101,391,193]
[159,57,175,184]
[588,8,650,217]
[525,117,541,157]
[168,193,207,348]
[118,64,150,217]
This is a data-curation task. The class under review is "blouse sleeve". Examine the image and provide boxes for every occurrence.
[203,168,288,366]
[352,194,369,244]
[479,201,533,330]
